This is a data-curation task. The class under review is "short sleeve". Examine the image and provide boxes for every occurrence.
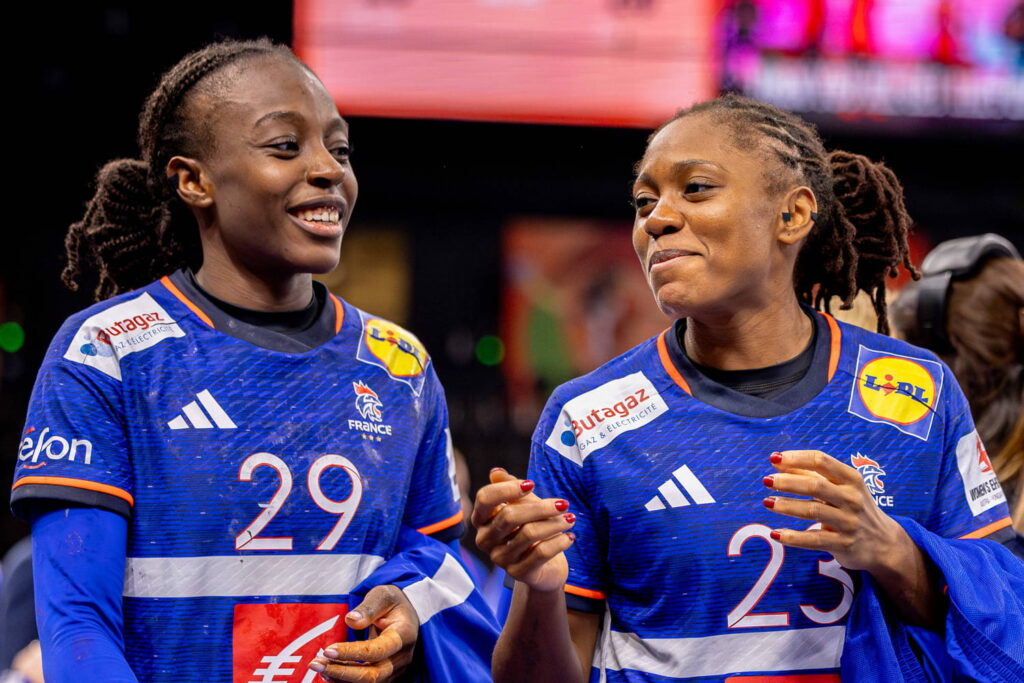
[402,368,463,542]
[926,364,1013,540]
[527,390,606,613]
[11,332,133,519]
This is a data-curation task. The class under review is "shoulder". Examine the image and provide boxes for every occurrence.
[835,318,944,366]
[548,334,663,408]
[49,279,187,382]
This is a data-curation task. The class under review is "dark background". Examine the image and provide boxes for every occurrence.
[2,3,1023,553]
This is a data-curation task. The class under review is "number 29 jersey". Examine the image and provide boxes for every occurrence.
[11,272,464,682]
[529,310,1013,683]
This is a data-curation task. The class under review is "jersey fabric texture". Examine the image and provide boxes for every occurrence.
[527,309,1016,682]
[11,271,465,682]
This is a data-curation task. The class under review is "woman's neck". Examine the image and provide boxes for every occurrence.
[683,299,814,371]
[194,262,314,312]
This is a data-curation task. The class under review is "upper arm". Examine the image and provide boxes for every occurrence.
[568,608,602,678]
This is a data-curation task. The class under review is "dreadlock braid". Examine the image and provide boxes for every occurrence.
[63,38,300,300]
[652,93,918,334]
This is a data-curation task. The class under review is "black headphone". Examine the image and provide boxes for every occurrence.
[915,233,1021,353]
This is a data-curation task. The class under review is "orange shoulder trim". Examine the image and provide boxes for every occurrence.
[160,276,214,328]
[958,516,1013,539]
[657,330,691,395]
[12,476,134,507]
[416,509,464,536]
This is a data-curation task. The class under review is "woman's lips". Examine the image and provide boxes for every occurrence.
[648,249,697,273]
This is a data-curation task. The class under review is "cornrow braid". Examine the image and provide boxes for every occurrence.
[653,93,918,334]
[63,38,299,300]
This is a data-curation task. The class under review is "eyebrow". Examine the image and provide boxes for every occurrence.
[253,110,348,134]
[634,158,726,187]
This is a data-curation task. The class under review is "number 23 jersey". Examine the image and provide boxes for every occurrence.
[11,273,463,682]
[528,311,1013,683]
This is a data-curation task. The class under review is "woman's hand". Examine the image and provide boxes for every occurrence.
[308,585,419,683]
[763,449,941,627]
[471,468,577,592]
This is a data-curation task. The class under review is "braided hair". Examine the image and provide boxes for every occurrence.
[64,38,301,301]
[650,94,917,335]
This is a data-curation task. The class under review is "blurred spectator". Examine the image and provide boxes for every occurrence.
[0,537,38,682]
[891,234,1024,532]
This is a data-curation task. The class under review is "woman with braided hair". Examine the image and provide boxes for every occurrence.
[11,39,497,682]
[472,94,1023,682]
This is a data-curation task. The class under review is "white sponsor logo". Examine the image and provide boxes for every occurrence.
[167,390,237,430]
[19,427,93,465]
[63,293,185,381]
[956,429,1006,516]
[545,372,668,465]
[248,614,339,683]
[644,464,716,511]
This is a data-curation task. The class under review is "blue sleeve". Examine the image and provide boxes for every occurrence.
[32,506,137,683]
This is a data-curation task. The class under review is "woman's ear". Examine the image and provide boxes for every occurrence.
[166,156,214,209]
[777,186,818,246]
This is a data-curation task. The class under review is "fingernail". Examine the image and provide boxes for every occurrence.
[770,452,783,464]
[520,480,535,493]
[763,475,775,488]
[323,649,339,659]
[567,532,576,542]
[554,499,569,512]
[563,512,576,524]
[309,661,325,673]
[770,529,782,541]
[490,467,505,473]
[763,497,775,509]
[348,610,363,622]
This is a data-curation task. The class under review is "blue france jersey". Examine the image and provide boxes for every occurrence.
[529,311,1013,682]
[12,273,463,682]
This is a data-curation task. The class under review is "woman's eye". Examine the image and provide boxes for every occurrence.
[633,196,655,211]
[268,140,299,153]
[684,182,714,194]
[331,144,352,160]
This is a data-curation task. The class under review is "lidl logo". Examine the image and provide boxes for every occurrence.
[848,346,943,441]
[356,313,429,395]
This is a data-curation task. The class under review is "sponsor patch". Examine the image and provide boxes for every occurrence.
[63,292,185,381]
[847,345,943,441]
[356,313,429,395]
[545,371,668,465]
[955,430,1006,516]
[18,426,93,466]
[232,602,347,683]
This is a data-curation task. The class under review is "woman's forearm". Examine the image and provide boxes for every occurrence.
[866,523,945,630]
[493,583,584,683]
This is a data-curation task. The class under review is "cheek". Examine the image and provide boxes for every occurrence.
[631,221,647,266]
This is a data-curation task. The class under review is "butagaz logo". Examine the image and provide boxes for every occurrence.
[353,381,382,422]
[19,427,93,467]
[847,346,943,441]
[63,292,185,381]
[232,603,347,683]
[167,390,237,430]
[644,464,715,511]
[545,372,668,465]
[348,380,392,441]
[356,312,429,395]
[955,429,1006,516]
[851,453,894,507]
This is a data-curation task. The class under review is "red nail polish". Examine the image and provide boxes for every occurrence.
[563,512,576,524]
[567,532,576,542]
[763,497,775,509]
[554,499,569,512]
[520,480,534,493]
[770,529,782,541]
[763,475,775,488]
[770,452,783,464]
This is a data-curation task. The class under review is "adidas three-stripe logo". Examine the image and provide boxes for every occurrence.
[645,465,715,511]
[167,390,237,430]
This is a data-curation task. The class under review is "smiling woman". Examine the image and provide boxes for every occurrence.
[473,94,1023,683]
[12,39,496,683]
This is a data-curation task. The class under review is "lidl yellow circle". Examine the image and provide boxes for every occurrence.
[857,356,936,425]
[365,319,427,378]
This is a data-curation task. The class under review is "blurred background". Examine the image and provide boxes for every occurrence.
[2,0,1022,555]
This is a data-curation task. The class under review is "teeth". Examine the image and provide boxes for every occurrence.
[295,207,340,224]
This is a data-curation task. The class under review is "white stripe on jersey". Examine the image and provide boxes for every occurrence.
[402,553,475,625]
[123,553,386,598]
[597,625,844,679]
